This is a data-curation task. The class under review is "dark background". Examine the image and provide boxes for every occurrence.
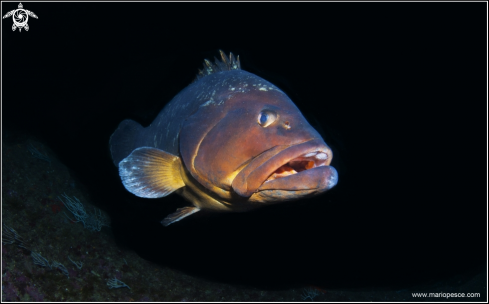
[3,1,486,292]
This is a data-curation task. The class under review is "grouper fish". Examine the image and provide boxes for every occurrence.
[110,50,338,226]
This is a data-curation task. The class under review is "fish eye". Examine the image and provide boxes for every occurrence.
[257,110,278,128]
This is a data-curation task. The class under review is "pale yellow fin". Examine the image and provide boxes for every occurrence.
[118,147,185,198]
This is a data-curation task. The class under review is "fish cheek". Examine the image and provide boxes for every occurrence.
[192,108,269,191]
[179,105,229,191]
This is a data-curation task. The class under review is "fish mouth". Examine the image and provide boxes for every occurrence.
[232,139,338,197]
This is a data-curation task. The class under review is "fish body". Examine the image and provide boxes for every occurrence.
[110,51,338,226]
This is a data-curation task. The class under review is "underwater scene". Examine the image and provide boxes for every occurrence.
[2,2,486,302]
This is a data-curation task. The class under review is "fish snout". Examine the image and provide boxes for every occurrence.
[232,138,337,197]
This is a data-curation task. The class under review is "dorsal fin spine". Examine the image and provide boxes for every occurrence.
[194,50,241,82]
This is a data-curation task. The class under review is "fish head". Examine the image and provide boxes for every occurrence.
[180,70,338,206]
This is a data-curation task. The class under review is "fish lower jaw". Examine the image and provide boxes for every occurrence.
[264,151,329,183]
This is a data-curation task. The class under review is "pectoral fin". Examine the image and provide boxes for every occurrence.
[161,206,200,226]
[119,147,185,198]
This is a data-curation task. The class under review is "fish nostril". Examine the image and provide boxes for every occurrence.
[283,121,291,130]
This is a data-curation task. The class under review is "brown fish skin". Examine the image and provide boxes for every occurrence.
[179,79,336,205]
[111,51,338,225]
[180,88,310,187]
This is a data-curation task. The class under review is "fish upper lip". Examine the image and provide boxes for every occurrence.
[232,144,287,173]
[231,138,333,197]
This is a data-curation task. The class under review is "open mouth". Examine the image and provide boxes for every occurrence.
[232,139,336,197]
[265,151,330,182]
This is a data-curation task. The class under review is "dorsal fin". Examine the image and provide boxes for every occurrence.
[194,50,241,82]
